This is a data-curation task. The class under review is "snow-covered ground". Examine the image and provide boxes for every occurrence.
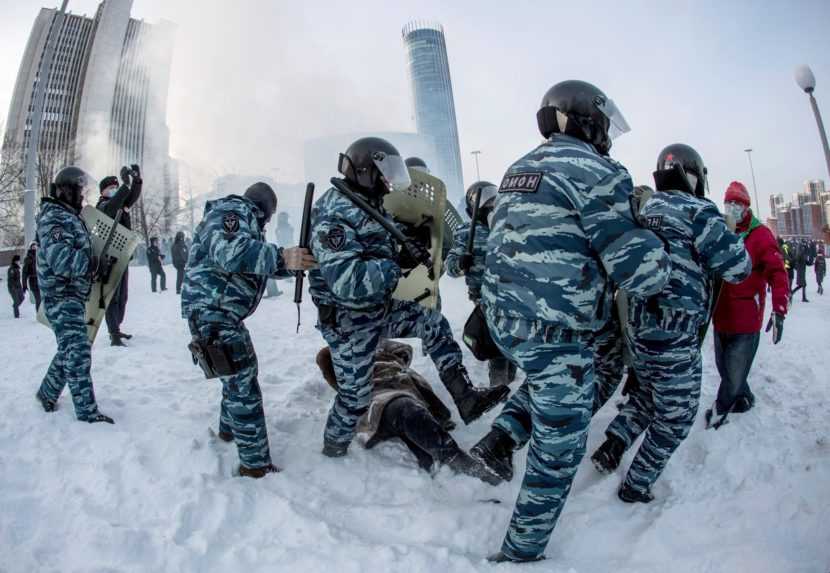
[0,265,828,573]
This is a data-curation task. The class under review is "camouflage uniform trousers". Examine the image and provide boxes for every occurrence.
[605,326,701,496]
[196,319,272,470]
[487,314,594,561]
[490,319,625,449]
[591,313,626,413]
[38,297,99,420]
[319,299,463,448]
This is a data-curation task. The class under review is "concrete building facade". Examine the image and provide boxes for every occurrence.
[3,0,178,234]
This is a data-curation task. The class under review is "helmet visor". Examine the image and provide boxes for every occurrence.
[479,184,498,209]
[596,97,631,140]
[373,152,411,192]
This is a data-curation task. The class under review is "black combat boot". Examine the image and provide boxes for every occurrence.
[322,440,349,458]
[487,551,545,563]
[35,390,56,413]
[446,450,503,486]
[590,433,626,474]
[84,411,115,424]
[618,482,654,504]
[117,331,133,340]
[470,427,516,482]
[239,463,280,478]
[110,334,126,347]
[440,365,509,425]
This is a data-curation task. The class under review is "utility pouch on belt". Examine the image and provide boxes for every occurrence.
[188,336,240,379]
[463,305,501,361]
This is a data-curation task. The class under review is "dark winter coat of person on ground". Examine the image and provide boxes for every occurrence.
[146,237,167,292]
[7,254,24,318]
[171,231,189,294]
[316,340,499,484]
[711,181,789,422]
[815,243,826,295]
[97,165,143,346]
[21,242,40,310]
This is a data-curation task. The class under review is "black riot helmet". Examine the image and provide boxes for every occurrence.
[338,137,411,196]
[244,182,278,225]
[51,166,90,211]
[405,156,430,174]
[465,181,499,221]
[536,80,630,156]
[653,144,708,197]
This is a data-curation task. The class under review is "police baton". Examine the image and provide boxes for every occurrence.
[294,182,315,333]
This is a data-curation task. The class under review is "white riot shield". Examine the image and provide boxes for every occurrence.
[38,205,141,342]
[383,168,447,309]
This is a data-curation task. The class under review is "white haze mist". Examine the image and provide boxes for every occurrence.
[2,0,830,213]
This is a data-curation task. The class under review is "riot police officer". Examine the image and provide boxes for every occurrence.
[35,167,113,424]
[308,137,509,458]
[591,144,751,502]
[446,181,517,386]
[472,80,672,563]
[181,182,315,478]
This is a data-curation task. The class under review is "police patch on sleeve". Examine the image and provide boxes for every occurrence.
[326,225,346,251]
[223,213,240,234]
[499,172,543,193]
[645,215,664,231]
[50,227,63,241]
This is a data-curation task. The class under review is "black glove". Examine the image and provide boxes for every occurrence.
[130,164,141,180]
[396,242,422,273]
[765,312,784,344]
[458,253,474,273]
[120,166,132,186]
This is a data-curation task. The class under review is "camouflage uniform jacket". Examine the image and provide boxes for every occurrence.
[35,198,93,301]
[308,186,401,311]
[181,195,290,323]
[482,134,672,332]
[445,220,489,302]
[630,190,752,333]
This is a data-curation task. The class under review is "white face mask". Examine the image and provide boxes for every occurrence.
[724,201,747,221]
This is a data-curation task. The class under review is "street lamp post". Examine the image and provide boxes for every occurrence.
[471,150,482,182]
[795,65,830,227]
[744,148,762,218]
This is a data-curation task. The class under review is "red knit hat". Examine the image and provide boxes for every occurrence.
[725,181,751,206]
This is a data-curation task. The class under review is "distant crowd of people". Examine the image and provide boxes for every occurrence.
[778,237,826,301]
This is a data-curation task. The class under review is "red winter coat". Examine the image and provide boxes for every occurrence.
[713,215,788,334]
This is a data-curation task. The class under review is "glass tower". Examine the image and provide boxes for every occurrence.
[402,21,464,202]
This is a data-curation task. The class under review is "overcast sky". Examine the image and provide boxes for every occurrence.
[1,0,830,215]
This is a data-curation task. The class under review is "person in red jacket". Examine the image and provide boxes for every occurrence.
[706,181,789,428]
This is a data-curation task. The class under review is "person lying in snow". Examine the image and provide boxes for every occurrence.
[316,340,499,485]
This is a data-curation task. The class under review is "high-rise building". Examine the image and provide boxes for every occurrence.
[402,21,464,203]
[3,0,177,234]
[804,179,825,203]
[769,193,785,218]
